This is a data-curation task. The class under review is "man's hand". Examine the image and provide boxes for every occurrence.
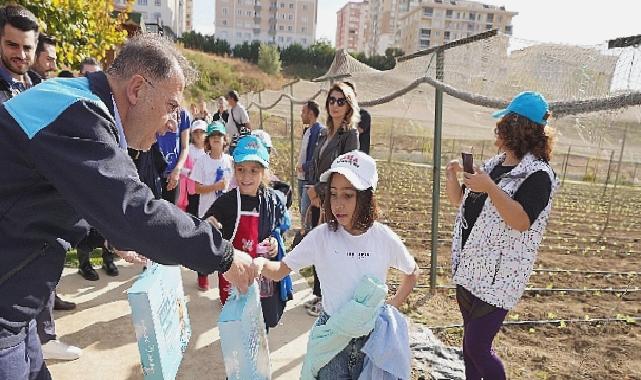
[167,168,181,191]
[223,249,259,294]
[114,249,148,265]
[296,164,304,174]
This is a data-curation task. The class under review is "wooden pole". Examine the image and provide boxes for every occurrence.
[258,91,264,130]
[612,124,629,190]
[561,145,571,186]
[387,122,394,163]
[602,149,615,198]
[601,124,629,238]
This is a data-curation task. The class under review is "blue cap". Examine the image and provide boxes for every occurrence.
[233,135,270,168]
[207,121,226,136]
[492,91,549,125]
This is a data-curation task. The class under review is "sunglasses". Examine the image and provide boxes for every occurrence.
[328,96,347,107]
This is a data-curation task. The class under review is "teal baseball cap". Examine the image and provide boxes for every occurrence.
[492,91,549,125]
[233,135,270,168]
[207,121,226,136]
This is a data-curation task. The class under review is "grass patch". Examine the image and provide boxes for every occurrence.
[65,248,106,268]
[182,48,290,103]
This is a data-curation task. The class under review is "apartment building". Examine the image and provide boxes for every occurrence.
[114,0,188,36]
[336,1,369,53]
[215,0,318,48]
[366,0,398,56]
[185,0,193,32]
[397,0,516,54]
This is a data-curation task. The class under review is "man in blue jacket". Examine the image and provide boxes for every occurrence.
[0,33,257,380]
[297,100,324,231]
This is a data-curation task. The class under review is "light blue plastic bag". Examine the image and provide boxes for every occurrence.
[127,263,191,380]
[219,282,271,380]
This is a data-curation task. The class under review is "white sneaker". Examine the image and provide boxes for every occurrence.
[42,340,82,361]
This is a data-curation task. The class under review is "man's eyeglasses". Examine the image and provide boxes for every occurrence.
[141,75,181,118]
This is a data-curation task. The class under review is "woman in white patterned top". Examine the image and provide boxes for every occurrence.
[445,91,558,380]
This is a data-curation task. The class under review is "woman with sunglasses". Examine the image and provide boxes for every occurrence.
[304,82,360,316]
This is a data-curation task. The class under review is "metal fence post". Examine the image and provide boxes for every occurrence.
[289,85,295,191]
[430,50,445,294]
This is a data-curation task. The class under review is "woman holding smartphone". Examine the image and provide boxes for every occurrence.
[304,82,360,316]
[445,91,558,380]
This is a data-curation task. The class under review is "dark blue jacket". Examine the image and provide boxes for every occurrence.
[302,121,323,181]
[0,72,234,343]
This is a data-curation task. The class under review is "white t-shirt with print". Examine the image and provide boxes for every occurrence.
[189,145,207,166]
[282,222,416,316]
[189,153,234,218]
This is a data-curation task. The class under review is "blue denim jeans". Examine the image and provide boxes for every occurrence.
[297,179,311,229]
[0,320,51,380]
[315,312,369,380]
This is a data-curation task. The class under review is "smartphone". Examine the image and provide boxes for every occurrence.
[462,152,474,174]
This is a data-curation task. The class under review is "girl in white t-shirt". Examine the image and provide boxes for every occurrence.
[189,121,233,290]
[255,151,418,379]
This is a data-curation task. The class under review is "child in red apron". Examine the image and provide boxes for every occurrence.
[205,135,292,330]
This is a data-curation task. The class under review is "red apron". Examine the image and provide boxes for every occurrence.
[218,189,261,305]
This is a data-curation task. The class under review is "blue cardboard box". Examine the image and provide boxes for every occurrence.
[219,282,271,380]
[127,263,191,380]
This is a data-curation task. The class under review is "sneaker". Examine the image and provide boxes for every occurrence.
[306,300,323,317]
[303,296,320,310]
[197,275,209,291]
[42,340,82,361]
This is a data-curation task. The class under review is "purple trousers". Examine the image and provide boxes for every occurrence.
[456,285,509,380]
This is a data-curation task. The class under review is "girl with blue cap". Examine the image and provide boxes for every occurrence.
[204,135,292,331]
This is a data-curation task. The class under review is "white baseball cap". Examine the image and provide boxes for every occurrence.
[191,119,208,132]
[320,150,378,191]
[252,129,272,148]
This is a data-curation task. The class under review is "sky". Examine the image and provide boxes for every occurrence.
[193,0,641,46]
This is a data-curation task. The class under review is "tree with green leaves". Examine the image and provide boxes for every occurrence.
[12,0,132,68]
[257,43,281,75]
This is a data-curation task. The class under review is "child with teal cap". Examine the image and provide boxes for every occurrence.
[205,135,292,331]
[190,120,233,290]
